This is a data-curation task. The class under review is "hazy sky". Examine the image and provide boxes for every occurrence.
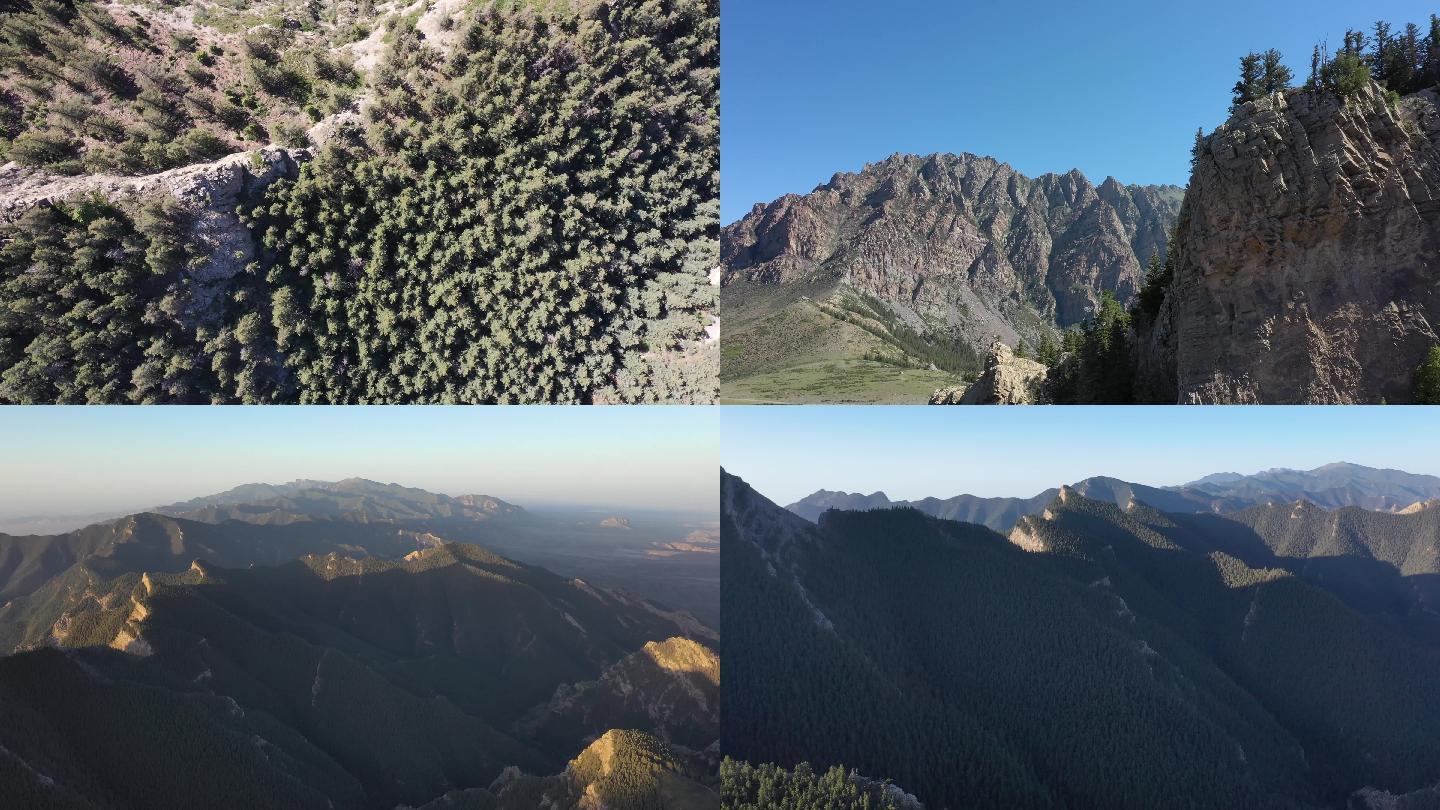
[722,407,1440,506]
[0,407,717,522]
[721,0,1436,223]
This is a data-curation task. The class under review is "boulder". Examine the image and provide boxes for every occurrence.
[935,341,1046,404]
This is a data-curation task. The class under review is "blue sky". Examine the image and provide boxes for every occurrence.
[722,407,1440,506]
[721,0,1436,223]
[0,407,717,521]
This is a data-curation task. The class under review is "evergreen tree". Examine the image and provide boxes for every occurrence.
[1428,16,1440,88]
[1036,333,1060,367]
[1372,20,1395,84]
[1414,346,1440,404]
[1399,22,1423,92]
[1260,49,1294,94]
[1231,52,1264,110]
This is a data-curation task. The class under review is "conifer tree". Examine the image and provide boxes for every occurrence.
[1231,53,1264,110]
[1415,346,1440,404]
[1260,49,1294,94]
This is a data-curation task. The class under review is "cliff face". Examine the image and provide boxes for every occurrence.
[722,152,1183,346]
[1149,82,1440,404]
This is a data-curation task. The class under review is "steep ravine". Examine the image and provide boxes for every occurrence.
[1141,81,1440,404]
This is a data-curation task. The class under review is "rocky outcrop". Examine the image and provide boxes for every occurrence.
[723,152,1183,349]
[0,148,306,327]
[523,637,719,752]
[928,385,968,404]
[940,341,1046,404]
[1145,82,1440,403]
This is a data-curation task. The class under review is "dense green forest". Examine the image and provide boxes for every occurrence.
[0,0,718,403]
[0,196,229,403]
[722,470,1440,809]
[244,0,717,402]
[720,759,915,810]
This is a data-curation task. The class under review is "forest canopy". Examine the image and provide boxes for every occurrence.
[0,0,719,404]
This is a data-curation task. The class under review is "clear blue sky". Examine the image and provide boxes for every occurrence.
[0,407,718,521]
[721,0,1436,223]
[722,407,1440,506]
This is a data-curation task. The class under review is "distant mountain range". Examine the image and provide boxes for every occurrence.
[724,468,1440,809]
[0,480,720,809]
[785,462,1440,529]
[153,477,526,525]
[2,478,720,629]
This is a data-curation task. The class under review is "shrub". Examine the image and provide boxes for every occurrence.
[6,127,77,165]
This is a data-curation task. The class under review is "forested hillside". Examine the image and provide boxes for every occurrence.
[0,0,719,404]
[1159,501,1440,644]
[723,469,1440,809]
[0,541,719,809]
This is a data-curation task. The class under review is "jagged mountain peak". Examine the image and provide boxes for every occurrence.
[722,149,1185,394]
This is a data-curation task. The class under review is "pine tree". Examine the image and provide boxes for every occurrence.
[1372,20,1394,84]
[1415,346,1440,404]
[1260,49,1294,94]
[1232,53,1264,111]
[1037,333,1060,367]
[1399,22,1423,92]
[1427,16,1440,89]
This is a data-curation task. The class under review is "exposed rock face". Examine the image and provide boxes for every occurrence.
[722,152,1183,347]
[525,637,719,752]
[943,341,1046,404]
[1146,82,1440,403]
[928,385,968,404]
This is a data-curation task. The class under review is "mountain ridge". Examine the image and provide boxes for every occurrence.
[0,537,718,809]
[726,468,1440,808]
[784,462,1440,530]
[720,150,1183,402]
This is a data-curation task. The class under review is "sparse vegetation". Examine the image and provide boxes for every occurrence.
[0,0,365,175]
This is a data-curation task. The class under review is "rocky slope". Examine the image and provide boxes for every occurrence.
[418,730,718,810]
[523,637,720,754]
[723,152,1184,348]
[1141,81,1440,403]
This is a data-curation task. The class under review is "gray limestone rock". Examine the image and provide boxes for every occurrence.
[1143,82,1440,403]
